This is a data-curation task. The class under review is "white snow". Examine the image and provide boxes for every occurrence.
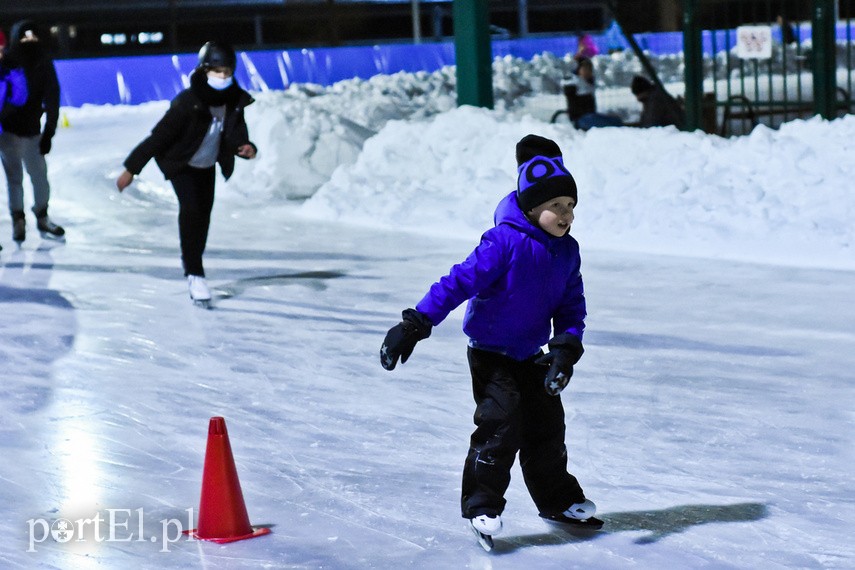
[1,61,853,569]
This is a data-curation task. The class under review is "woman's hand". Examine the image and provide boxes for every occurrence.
[237,144,256,159]
[116,170,134,192]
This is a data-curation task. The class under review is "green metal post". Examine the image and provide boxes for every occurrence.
[812,0,837,119]
[606,0,667,91]
[453,0,494,108]
[682,0,703,131]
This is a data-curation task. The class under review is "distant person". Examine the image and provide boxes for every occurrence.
[575,33,599,60]
[562,57,623,131]
[380,134,601,550]
[0,35,28,252]
[0,20,64,243]
[116,41,257,307]
[630,75,686,130]
[777,15,797,46]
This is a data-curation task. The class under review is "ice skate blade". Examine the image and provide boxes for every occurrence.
[469,521,494,552]
[540,513,604,531]
[39,231,66,242]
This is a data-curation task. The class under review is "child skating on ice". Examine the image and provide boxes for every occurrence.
[380,134,599,550]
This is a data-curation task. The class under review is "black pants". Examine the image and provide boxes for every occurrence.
[461,347,585,519]
[171,166,216,277]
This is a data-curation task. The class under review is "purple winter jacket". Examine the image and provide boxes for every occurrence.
[415,191,586,361]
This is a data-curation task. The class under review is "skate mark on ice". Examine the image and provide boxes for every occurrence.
[213,271,347,299]
[205,248,376,262]
[0,248,77,414]
[585,330,797,357]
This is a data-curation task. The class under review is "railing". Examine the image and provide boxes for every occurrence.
[684,0,855,134]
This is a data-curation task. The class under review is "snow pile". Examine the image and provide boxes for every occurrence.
[77,48,854,271]
[229,50,658,200]
[228,71,457,199]
[301,106,855,270]
[227,46,818,201]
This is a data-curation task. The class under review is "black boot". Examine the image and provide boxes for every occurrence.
[35,208,65,238]
[12,211,25,242]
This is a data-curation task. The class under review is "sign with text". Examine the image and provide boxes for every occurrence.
[736,26,773,59]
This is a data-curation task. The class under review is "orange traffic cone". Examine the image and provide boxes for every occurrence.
[185,417,271,543]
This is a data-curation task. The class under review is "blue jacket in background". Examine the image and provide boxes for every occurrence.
[416,191,586,361]
[0,66,28,132]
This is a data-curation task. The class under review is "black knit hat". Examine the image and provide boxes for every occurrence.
[631,75,654,95]
[515,134,577,212]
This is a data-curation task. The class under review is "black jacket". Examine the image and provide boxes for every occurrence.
[639,87,686,130]
[0,20,60,140]
[124,69,256,180]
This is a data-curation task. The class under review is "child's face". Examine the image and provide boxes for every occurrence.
[527,197,576,237]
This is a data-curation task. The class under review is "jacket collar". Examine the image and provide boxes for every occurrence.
[494,191,567,244]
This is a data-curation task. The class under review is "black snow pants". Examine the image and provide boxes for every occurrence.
[461,346,585,519]
[171,166,216,277]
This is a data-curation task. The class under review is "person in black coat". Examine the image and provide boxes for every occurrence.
[116,41,257,305]
[630,75,686,130]
[0,20,64,242]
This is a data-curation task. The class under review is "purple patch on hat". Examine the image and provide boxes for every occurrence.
[516,154,577,212]
[517,155,571,193]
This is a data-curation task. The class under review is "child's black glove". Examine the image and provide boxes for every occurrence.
[536,333,584,396]
[380,309,433,370]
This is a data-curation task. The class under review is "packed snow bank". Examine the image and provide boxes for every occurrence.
[300,106,854,270]
[224,53,644,200]
[77,53,853,271]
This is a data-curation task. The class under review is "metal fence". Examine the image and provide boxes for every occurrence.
[683,0,855,136]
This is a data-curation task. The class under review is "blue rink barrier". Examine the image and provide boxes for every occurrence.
[54,33,652,107]
[52,23,835,107]
[55,40,532,107]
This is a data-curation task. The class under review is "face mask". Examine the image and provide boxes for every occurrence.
[206,75,233,91]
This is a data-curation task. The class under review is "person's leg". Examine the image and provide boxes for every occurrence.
[0,132,26,215]
[461,348,523,519]
[517,357,586,515]
[195,168,216,266]
[19,135,51,216]
[170,167,216,277]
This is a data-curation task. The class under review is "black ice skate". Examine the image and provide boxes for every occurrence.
[37,214,65,239]
[12,212,26,242]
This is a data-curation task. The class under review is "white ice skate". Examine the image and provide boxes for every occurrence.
[540,498,603,530]
[564,499,597,520]
[188,275,212,308]
[469,514,502,551]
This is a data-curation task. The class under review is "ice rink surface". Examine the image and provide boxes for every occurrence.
[1,98,854,569]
